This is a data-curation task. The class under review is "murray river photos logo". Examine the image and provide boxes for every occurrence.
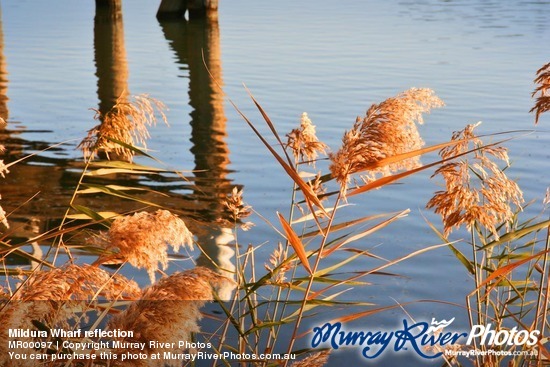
[310,318,540,359]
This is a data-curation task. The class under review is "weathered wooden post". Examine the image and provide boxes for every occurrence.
[188,0,218,20]
[95,0,122,10]
[157,0,218,20]
[157,0,187,20]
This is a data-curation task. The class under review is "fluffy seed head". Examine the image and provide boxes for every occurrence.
[286,112,328,165]
[427,123,523,239]
[264,242,292,284]
[0,142,8,178]
[531,62,550,124]
[0,264,140,367]
[0,204,8,229]
[79,94,168,161]
[222,186,254,230]
[107,267,232,366]
[14,264,141,301]
[104,209,194,283]
[329,88,444,194]
[290,351,330,367]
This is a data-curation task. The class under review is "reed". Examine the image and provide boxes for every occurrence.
[216,87,460,366]
[1,60,549,367]
[0,120,8,230]
[96,209,194,283]
[420,62,550,366]
[108,267,232,366]
[329,88,443,193]
[78,93,168,161]
[531,62,550,124]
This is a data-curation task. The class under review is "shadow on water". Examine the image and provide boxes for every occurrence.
[0,3,236,283]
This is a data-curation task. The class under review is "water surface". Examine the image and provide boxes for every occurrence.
[1,1,549,365]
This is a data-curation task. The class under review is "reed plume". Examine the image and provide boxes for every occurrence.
[264,241,292,285]
[15,264,141,301]
[0,264,140,367]
[100,209,194,283]
[531,62,550,124]
[289,351,330,367]
[329,88,444,194]
[224,186,251,220]
[0,142,8,229]
[222,186,254,230]
[426,123,523,239]
[79,93,168,161]
[286,112,328,165]
[0,144,7,178]
[107,267,232,366]
[0,201,7,229]
[307,172,326,200]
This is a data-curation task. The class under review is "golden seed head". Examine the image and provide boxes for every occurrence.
[264,242,292,284]
[107,267,233,359]
[104,209,194,283]
[79,94,168,161]
[308,172,327,200]
[329,88,444,194]
[286,112,328,165]
[223,187,253,230]
[289,350,330,367]
[0,264,141,367]
[0,144,7,178]
[427,123,523,239]
[0,204,8,229]
[531,62,550,124]
[14,264,141,301]
[544,187,550,206]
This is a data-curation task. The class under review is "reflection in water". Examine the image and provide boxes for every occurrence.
[94,0,129,116]
[195,226,235,299]
[1,6,237,287]
[0,6,8,121]
[160,17,236,289]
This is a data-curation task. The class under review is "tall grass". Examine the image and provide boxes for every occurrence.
[0,62,549,367]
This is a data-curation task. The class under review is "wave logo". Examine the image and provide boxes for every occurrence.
[427,317,455,333]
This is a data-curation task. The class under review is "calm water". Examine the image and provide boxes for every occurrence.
[1,0,549,365]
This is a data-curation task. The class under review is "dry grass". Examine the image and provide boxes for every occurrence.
[264,241,292,285]
[531,62,550,124]
[0,201,7,229]
[0,130,8,229]
[329,88,444,194]
[13,264,141,301]
[107,267,232,366]
[289,350,330,367]
[285,112,328,165]
[223,186,253,225]
[98,209,194,283]
[427,123,524,239]
[4,70,549,367]
[0,264,140,367]
[0,145,7,178]
[79,94,168,161]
